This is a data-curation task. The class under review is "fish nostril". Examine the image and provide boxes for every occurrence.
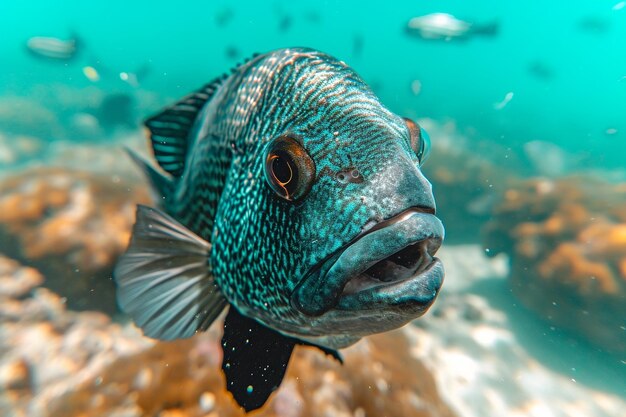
[336,167,364,184]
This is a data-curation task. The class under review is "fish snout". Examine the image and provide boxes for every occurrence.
[368,157,436,214]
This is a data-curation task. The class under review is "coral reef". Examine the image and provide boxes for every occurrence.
[0,133,44,168]
[0,168,150,314]
[0,97,62,139]
[482,176,626,355]
[0,256,456,417]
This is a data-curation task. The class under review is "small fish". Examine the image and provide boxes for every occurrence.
[114,48,445,411]
[410,79,422,96]
[26,35,79,60]
[352,34,364,58]
[82,65,100,82]
[528,61,555,81]
[405,13,498,41]
[225,45,240,60]
[119,63,151,88]
[303,10,322,24]
[493,91,514,110]
[97,93,136,131]
[577,15,610,34]
[215,7,234,27]
[278,14,293,33]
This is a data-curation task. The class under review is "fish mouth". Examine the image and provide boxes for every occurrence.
[292,208,444,317]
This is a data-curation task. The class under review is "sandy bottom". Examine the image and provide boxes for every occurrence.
[406,244,626,417]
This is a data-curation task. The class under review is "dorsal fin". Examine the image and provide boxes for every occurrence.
[145,53,263,178]
[144,75,227,178]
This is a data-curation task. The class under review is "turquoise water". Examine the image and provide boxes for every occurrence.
[1,1,625,416]
[2,0,625,168]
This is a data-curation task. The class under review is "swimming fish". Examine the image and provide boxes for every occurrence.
[405,13,498,41]
[114,47,445,411]
[26,35,80,61]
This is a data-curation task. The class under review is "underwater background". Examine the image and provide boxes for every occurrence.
[0,1,625,416]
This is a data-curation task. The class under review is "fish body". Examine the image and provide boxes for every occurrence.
[26,35,78,60]
[406,12,498,41]
[115,48,444,411]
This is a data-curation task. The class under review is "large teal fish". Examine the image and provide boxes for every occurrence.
[114,47,444,411]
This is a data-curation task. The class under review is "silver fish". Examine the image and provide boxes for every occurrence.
[26,35,79,60]
[406,13,498,41]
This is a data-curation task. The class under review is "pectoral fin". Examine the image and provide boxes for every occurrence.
[114,205,227,340]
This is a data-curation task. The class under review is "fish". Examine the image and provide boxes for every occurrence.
[493,91,514,110]
[97,93,136,131]
[405,13,498,41]
[528,61,555,81]
[114,47,445,412]
[224,45,240,60]
[215,7,234,27]
[352,34,364,58]
[26,34,80,61]
[577,15,610,34]
[278,14,293,33]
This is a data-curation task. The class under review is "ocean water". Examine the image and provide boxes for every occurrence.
[2,0,625,167]
[0,1,625,417]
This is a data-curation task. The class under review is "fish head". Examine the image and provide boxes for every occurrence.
[212,49,444,347]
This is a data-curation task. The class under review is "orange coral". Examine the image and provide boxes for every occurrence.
[482,176,626,355]
[0,256,455,417]
[0,168,150,314]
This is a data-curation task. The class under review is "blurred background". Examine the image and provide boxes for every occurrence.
[0,1,624,417]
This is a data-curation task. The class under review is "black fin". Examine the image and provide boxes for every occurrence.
[221,307,344,411]
[144,76,226,178]
[221,307,296,412]
[124,147,174,203]
[114,205,228,340]
[144,53,265,178]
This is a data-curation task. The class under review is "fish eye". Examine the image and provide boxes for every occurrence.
[403,118,431,165]
[263,136,316,202]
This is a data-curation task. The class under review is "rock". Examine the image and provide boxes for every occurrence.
[0,256,43,298]
[0,97,62,139]
[0,358,31,391]
[0,256,455,417]
[0,168,150,314]
[0,133,45,168]
[482,176,626,355]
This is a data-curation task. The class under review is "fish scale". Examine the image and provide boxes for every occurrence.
[115,47,444,412]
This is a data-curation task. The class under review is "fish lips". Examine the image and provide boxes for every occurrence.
[292,208,445,318]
